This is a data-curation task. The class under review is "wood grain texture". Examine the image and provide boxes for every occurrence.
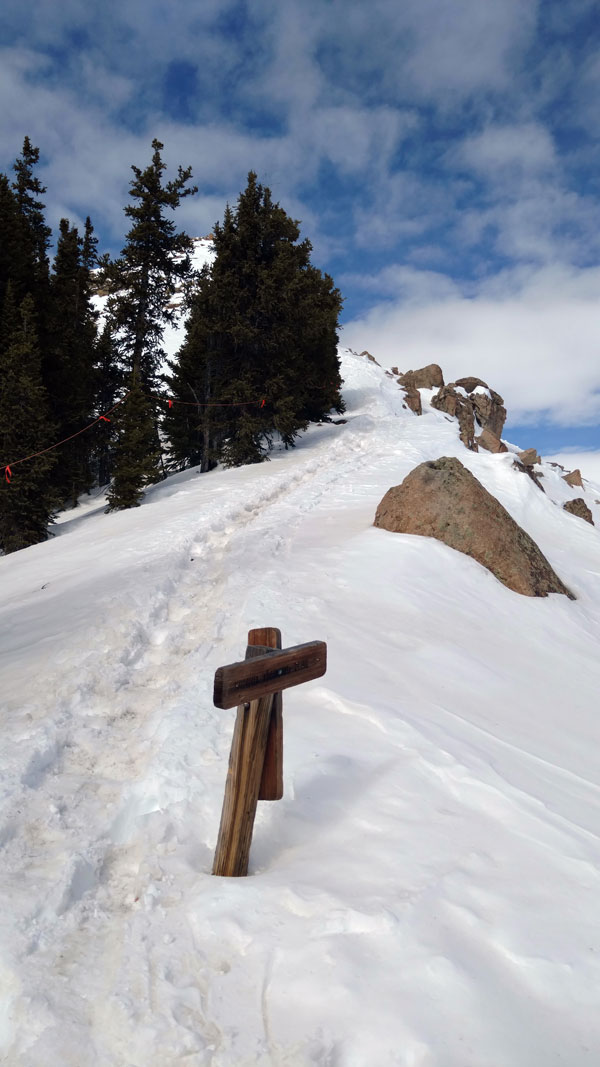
[212,642,275,877]
[213,640,327,709]
[249,628,284,801]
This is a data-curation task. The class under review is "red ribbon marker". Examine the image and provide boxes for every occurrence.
[168,399,173,408]
[99,415,111,423]
[261,398,266,408]
[4,466,11,484]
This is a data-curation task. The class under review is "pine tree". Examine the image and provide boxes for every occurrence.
[105,376,161,511]
[164,173,344,471]
[103,138,197,386]
[92,324,122,487]
[12,137,52,281]
[0,174,26,309]
[45,218,98,507]
[102,139,197,507]
[0,290,56,553]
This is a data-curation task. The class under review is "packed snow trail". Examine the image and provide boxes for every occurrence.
[1,351,600,1065]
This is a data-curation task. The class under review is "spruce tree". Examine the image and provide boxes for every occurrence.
[12,137,52,281]
[102,139,197,506]
[45,218,98,507]
[92,324,121,487]
[0,290,56,553]
[105,375,161,511]
[0,174,26,309]
[103,138,197,386]
[164,173,344,471]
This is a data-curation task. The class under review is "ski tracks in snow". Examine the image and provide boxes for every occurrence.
[0,416,395,1064]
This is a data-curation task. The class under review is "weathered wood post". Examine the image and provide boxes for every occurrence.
[212,630,327,877]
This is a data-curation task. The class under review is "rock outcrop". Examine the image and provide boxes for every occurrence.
[373,456,574,598]
[398,364,444,390]
[402,386,422,415]
[470,390,507,439]
[562,469,583,488]
[512,459,545,492]
[476,428,507,453]
[431,377,507,452]
[563,498,594,525]
[431,385,477,449]
[517,448,541,466]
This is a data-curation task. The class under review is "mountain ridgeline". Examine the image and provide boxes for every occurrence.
[0,139,344,552]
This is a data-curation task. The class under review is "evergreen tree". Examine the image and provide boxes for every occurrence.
[0,174,26,309]
[102,139,197,507]
[45,218,98,507]
[164,173,344,471]
[92,324,121,487]
[0,290,56,553]
[103,138,197,386]
[12,137,52,280]
[105,376,161,511]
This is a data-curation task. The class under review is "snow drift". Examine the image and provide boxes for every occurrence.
[0,349,599,1065]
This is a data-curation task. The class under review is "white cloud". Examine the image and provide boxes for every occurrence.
[454,124,557,178]
[343,263,600,426]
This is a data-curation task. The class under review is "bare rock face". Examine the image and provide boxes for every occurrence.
[563,469,583,488]
[477,428,508,453]
[563,498,594,525]
[431,385,478,450]
[457,402,477,450]
[454,376,488,393]
[402,385,422,415]
[446,377,508,439]
[512,459,545,492]
[518,448,541,466]
[471,389,507,438]
[373,456,574,598]
[398,364,444,390]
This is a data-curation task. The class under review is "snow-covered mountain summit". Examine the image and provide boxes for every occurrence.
[0,348,599,1065]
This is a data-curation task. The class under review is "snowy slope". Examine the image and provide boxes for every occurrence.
[1,350,600,1066]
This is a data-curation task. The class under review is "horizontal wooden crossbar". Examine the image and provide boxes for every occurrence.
[213,641,327,709]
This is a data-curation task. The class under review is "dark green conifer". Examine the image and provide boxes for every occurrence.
[92,324,122,487]
[11,137,52,286]
[0,290,56,553]
[102,139,196,507]
[103,138,197,386]
[0,174,26,309]
[45,218,98,507]
[105,376,161,511]
[165,173,344,471]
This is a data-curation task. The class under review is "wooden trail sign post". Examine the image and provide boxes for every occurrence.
[212,628,327,877]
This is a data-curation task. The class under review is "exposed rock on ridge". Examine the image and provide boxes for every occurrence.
[374,456,574,599]
[398,364,444,390]
[431,377,507,452]
[563,498,594,525]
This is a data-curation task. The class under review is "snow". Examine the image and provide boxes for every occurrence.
[547,450,600,487]
[1,349,600,1065]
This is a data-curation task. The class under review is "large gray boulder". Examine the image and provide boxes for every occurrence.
[373,457,574,599]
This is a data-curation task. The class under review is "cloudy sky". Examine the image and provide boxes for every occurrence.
[2,0,599,455]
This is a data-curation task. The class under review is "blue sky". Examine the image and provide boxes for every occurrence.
[1,0,599,454]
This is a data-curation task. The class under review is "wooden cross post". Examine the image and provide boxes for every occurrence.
[212,628,327,877]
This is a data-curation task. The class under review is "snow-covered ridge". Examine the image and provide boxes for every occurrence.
[0,349,599,1065]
